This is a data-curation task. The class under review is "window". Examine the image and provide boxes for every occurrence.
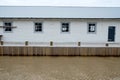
[4,22,12,32]
[88,23,96,33]
[35,23,42,32]
[61,23,69,32]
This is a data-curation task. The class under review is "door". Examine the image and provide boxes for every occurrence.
[108,26,115,42]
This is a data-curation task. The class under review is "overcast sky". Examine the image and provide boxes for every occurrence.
[0,0,120,7]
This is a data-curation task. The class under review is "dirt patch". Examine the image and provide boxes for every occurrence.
[0,56,120,80]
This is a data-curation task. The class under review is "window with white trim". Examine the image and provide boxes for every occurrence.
[88,23,96,33]
[35,23,42,32]
[4,22,12,32]
[61,23,69,32]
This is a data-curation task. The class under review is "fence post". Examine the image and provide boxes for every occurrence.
[25,41,29,46]
[0,41,3,45]
[105,43,109,47]
[0,35,2,41]
[78,42,81,46]
[50,41,53,46]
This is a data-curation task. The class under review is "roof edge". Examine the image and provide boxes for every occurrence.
[1,17,120,19]
[0,6,120,8]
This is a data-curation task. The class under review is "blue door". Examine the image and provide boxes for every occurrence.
[108,26,115,42]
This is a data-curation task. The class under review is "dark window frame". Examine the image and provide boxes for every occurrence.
[61,23,70,33]
[34,22,43,32]
[88,23,97,33]
[4,22,12,32]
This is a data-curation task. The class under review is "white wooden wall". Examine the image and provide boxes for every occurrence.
[0,19,120,47]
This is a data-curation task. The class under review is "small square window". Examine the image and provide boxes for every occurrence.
[4,22,12,32]
[61,23,69,32]
[35,23,42,32]
[88,23,96,33]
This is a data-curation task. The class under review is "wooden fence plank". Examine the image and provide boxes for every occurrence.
[0,46,3,56]
[0,46,120,56]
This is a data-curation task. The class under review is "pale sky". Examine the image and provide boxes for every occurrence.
[0,0,120,7]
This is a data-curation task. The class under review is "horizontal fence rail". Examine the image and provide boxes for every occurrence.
[0,41,120,47]
[0,46,120,56]
[29,42,50,46]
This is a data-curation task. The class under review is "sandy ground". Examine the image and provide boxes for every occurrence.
[0,56,120,80]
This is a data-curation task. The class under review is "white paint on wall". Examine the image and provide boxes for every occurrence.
[0,19,120,47]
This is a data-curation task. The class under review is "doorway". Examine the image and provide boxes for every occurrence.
[108,26,115,42]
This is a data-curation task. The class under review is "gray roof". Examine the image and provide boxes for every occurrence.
[0,6,120,18]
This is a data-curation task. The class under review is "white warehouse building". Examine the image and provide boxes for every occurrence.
[0,6,120,47]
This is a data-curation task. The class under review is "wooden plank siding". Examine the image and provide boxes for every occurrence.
[0,46,120,56]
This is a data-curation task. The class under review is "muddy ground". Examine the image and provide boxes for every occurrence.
[0,56,120,80]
